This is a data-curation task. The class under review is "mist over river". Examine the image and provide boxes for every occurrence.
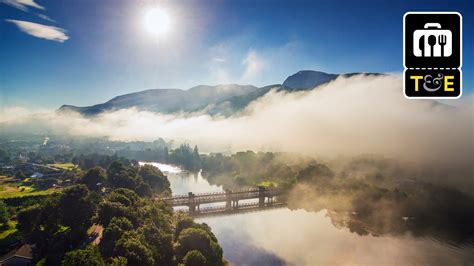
[140,162,474,265]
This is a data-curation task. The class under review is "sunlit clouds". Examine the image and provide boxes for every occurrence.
[2,0,67,42]
[1,75,472,190]
[5,19,68,42]
[37,14,55,23]
[0,0,44,11]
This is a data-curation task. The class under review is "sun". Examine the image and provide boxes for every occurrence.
[143,7,171,36]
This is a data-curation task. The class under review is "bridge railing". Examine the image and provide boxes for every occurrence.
[178,199,288,215]
[194,191,226,196]
[162,188,288,204]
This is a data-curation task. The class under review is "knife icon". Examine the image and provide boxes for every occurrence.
[419,35,425,57]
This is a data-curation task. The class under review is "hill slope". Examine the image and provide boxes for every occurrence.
[58,70,382,116]
[59,85,257,116]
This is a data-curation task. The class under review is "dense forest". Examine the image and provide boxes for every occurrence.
[2,136,473,262]
[0,157,224,265]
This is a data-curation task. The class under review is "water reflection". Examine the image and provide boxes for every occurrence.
[201,209,474,265]
[320,208,474,250]
[145,162,474,265]
[139,162,224,195]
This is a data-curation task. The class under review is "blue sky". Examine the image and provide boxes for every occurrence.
[0,0,472,108]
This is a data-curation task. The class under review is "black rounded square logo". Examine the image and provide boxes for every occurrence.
[403,12,462,99]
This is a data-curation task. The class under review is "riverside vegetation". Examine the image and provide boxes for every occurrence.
[1,136,473,264]
[0,150,224,265]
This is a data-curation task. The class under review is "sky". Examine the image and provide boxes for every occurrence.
[0,0,473,109]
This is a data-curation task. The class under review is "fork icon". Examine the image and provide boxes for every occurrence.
[438,35,447,57]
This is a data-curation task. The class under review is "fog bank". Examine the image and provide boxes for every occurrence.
[1,75,473,187]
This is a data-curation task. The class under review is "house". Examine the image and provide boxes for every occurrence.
[9,154,28,164]
[30,172,44,179]
[0,244,33,265]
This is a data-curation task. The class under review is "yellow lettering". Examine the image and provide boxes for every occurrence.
[410,76,423,91]
[444,76,454,91]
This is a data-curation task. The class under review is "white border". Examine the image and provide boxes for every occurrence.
[403,11,463,99]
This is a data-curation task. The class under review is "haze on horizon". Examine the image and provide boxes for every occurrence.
[2,74,473,191]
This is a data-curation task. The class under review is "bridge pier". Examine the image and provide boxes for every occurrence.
[189,204,196,214]
[267,196,274,205]
[188,192,198,214]
[258,186,265,207]
[225,189,232,211]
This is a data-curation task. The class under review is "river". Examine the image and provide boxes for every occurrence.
[140,162,474,265]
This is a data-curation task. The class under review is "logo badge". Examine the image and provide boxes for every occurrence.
[403,12,462,98]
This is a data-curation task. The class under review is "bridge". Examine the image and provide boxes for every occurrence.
[162,187,288,216]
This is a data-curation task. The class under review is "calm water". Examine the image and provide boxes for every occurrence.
[140,162,474,265]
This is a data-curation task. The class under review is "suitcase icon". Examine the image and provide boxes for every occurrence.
[413,23,452,57]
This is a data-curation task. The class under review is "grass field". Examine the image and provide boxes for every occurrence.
[47,163,77,170]
[0,188,57,199]
[257,181,279,188]
[0,177,57,199]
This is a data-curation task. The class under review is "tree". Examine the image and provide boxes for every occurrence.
[193,145,199,156]
[97,201,129,227]
[0,200,9,225]
[183,250,207,266]
[192,145,201,170]
[99,217,133,257]
[114,232,154,266]
[296,163,334,184]
[140,223,173,265]
[15,171,26,180]
[108,188,141,207]
[0,149,9,163]
[138,164,169,193]
[163,147,169,162]
[58,185,95,232]
[107,161,137,189]
[97,189,142,226]
[79,167,106,190]
[16,200,56,236]
[174,214,218,242]
[61,247,105,266]
[175,215,194,238]
[177,228,223,266]
[107,257,127,266]
[135,181,152,197]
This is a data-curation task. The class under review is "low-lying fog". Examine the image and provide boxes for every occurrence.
[1,75,473,190]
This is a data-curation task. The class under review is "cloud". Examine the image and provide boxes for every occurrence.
[241,49,265,82]
[37,14,55,23]
[212,57,226,62]
[5,19,68,42]
[1,0,44,11]
[207,38,316,86]
[1,75,473,189]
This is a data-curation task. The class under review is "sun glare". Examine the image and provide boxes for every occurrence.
[144,7,171,36]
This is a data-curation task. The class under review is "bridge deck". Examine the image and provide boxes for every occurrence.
[179,201,288,217]
[163,188,287,207]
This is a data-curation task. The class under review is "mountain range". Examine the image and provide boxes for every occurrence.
[58,70,381,116]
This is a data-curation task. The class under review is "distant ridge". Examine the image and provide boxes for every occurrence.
[58,70,383,116]
[282,70,339,90]
[59,85,256,116]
